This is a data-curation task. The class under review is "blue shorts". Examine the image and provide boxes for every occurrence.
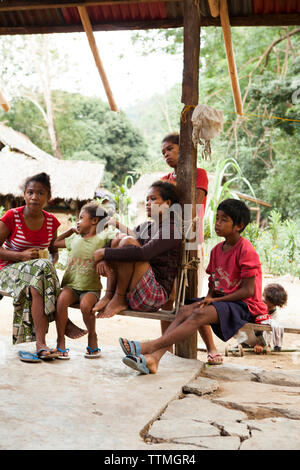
[185,297,253,342]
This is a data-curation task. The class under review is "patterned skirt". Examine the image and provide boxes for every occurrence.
[0,259,60,345]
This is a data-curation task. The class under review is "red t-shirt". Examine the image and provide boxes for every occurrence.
[206,237,269,323]
[0,206,60,271]
[161,168,208,243]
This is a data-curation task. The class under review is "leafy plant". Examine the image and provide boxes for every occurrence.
[204,157,257,236]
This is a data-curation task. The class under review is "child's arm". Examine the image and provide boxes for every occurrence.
[199,277,255,308]
[53,227,78,249]
[107,217,135,237]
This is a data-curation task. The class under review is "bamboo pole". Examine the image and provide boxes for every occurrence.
[0,87,10,112]
[220,0,243,115]
[78,6,119,112]
[208,0,220,17]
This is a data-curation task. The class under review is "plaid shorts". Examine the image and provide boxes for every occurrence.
[127,266,168,312]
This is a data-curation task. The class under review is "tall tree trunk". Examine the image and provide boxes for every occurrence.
[36,36,62,159]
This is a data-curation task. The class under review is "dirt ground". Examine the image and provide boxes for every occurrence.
[0,273,299,371]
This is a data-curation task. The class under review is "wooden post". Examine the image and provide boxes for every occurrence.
[175,0,200,360]
[220,0,243,115]
[78,6,119,112]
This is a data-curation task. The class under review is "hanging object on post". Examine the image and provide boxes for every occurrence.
[191,104,223,159]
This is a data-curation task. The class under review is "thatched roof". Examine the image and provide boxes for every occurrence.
[0,123,104,201]
[128,172,166,205]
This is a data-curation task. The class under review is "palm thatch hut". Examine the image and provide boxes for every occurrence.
[0,122,105,215]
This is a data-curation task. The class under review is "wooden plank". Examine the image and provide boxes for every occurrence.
[118,309,175,322]
[78,5,118,112]
[175,0,200,360]
[0,0,177,12]
[247,323,300,335]
[0,19,183,35]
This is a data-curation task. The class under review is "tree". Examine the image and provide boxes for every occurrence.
[1,90,148,187]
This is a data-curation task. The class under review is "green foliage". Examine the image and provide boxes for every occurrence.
[0,91,149,187]
[0,206,5,218]
[130,26,300,219]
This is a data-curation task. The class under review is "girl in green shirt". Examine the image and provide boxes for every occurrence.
[54,202,115,359]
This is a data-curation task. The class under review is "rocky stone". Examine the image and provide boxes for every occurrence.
[148,418,220,441]
[161,394,247,424]
[240,418,300,450]
[173,436,241,450]
[212,380,300,420]
[182,376,219,396]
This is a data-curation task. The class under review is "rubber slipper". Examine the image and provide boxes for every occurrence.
[207,353,223,365]
[36,348,58,361]
[18,351,41,363]
[119,338,141,356]
[122,354,149,375]
[85,346,101,358]
[57,347,70,360]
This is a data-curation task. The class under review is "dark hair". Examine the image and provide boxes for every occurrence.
[150,180,180,206]
[24,172,51,197]
[217,198,251,232]
[263,283,288,308]
[80,202,108,222]
[161,133,179,146]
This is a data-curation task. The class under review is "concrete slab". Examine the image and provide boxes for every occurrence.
[0,336,202,450]
[212,380,300,420]
[240,418,300,450]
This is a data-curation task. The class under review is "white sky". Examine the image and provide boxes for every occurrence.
[52,31,183,110]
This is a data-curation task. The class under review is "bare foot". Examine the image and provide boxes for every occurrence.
[98,294,128,318]
[65,318,88,339]
[254,344,264,354]
[36,343,57,358]
[92,295,112,317]
[143,354,159,374]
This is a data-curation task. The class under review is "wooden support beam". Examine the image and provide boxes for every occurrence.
[78,5,118,112]
[0,88,10,112]
[175,0,200,360]
[208,0,219,17]
[0,0,176,12]
[220,0,243,115]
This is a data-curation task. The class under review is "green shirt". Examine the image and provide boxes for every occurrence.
[61,229,116,291]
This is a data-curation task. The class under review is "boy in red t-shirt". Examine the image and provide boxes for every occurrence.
[118,199,270,375]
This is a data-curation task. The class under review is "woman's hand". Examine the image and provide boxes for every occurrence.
[198,295,215,309]
[20,248,40,261]
[96,261,113,277]
[94,248,105,263]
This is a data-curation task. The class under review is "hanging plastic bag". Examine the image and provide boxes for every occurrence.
[191,104,223,159]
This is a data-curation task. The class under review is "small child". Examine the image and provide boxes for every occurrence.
[118,198,270,375]
[54,202,116,359]
[252,283,288,353]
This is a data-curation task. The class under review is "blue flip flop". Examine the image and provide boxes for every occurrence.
[119,338,141,356]
[122,354,149,375]
[18,351,42,363]
[85,346,101,358]
[57,348,70,360]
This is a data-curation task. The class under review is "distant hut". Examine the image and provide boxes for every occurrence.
[0,123,105,218]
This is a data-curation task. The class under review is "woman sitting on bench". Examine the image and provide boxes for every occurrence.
[0,172,85,360]
[92,181,182,318]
